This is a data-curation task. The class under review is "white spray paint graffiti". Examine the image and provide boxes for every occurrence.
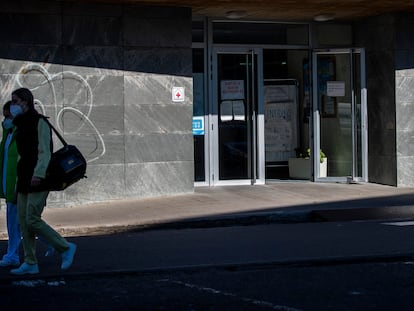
[12,62,106,163]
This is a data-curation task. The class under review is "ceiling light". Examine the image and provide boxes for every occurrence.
[313,13,335,22]
[225,10,247,19]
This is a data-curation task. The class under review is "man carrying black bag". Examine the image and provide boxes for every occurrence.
[9,88,77,275]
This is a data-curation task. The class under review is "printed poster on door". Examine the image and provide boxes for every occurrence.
[264,84,298,162]
[221,80,245,100]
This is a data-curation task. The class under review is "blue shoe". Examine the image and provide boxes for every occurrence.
[0,259,19,267]
[10,263,39,275]
[61,243,77,270]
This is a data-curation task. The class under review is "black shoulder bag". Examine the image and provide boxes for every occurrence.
[42,117,87,191]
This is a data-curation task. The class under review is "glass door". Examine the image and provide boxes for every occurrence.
[312,49,367,182]
[211,48,264,184]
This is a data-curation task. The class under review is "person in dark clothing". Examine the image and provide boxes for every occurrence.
[9,88,76,275]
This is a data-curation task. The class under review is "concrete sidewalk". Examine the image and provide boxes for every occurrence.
[2,181,414,239]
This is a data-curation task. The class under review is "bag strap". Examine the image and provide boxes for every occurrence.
[42,116,68,147]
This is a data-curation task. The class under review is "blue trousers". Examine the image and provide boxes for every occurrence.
[2,202,21,263]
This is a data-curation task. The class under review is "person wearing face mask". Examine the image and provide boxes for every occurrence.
[0,101,21,267]
[9,88,76,275]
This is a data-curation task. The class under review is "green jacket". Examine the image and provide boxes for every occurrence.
[0,125,18,202]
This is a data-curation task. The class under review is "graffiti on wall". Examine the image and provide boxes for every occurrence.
[9,63,106,163]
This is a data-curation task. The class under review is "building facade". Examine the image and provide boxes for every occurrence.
[0,1,413,207]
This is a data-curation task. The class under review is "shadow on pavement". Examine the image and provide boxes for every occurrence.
[118,193,414,233]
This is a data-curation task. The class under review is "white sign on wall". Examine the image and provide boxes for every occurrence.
[172,87,185,102]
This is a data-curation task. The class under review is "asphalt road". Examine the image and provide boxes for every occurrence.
[2,219,414,278]
[2,260,414,310]
[1,219,414,310]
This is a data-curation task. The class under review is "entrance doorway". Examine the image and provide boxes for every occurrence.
[312,49,367,181]
[192,21,368,185]
[211,48,265,184]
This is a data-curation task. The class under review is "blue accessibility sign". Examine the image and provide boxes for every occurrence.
[192,116,204,135]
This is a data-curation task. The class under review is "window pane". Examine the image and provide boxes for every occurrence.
[213,22,308,45]
[192,48,205,182]
[192,21,204,43]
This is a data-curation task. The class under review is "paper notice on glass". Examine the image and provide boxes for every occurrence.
[232,100,245,121]
[264,85,290,103]
[327,81,345,97]
[220,101,233,122]
[221,80,245,100]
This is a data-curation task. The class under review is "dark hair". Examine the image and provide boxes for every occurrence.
[3,100,12,112]
[12,88,34,110]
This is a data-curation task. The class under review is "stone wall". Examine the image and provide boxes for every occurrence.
[354,14,397,186]
[355,13,414,187]
[394,13,414,186]
[0,1,194,207]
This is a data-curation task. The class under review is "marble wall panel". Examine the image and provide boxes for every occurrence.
[45,191,65,208]
[369,129,396,157]
[124,17,191,48]
[395,51,414,72]
[62,74,124,109]
[62,15,122,46]
[125,162,193,198]
[354,23,396,51]
[123,5,191,20]
[396,19,414,50]
[62,132,113,165]
[392,14,414,186]
[396,75,414,103]
[0,45,63,75]
[2,74,65,115]
[0,75,64,113]
[62,2,122,17]
[61,104,124,136]
[0,76,17,104]
[356,23,395,186]
[368,155,397,186]
[124,47,192,76]
[125,104,192,134]
[63,46,124,74]
[395,101,414,131]
[365,51,395,93]
[0,0,61,14]
[0,2,193,206]
[0,13,61,45]
[397,156,414,187]
[125,133,193,163]
[366,98,396,132]
[396,130,414,157]
[124,73,192,106]
[362,48,397,184]
[62,163,126,207]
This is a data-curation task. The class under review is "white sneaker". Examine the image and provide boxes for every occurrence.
[61,243,77,270]
[10,262,39,275]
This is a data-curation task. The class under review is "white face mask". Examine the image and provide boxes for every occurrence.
[2,118,13,130]
[10,105,23,118]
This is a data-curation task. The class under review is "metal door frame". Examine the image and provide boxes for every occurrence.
[209,46,265,185]
[312,48,367,182]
